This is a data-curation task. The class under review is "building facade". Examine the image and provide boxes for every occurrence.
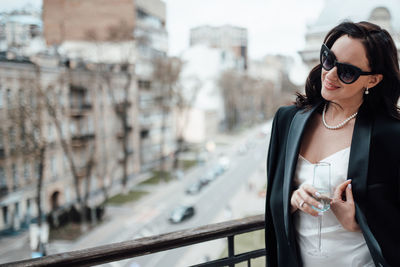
[43,0,135,45]
[0,11,43,55]
[190,25,248,70]
[0,53,140,233]
[299,0,400,70]
[42,0,176,173]
[135,0,176,171]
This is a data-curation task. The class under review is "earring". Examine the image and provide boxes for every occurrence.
[365,87,369,95]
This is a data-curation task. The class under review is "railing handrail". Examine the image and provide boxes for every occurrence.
[3,214,265,267]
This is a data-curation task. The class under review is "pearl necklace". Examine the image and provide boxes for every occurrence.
[322,103,358,130]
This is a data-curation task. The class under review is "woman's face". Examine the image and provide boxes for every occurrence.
[321,35,372,108]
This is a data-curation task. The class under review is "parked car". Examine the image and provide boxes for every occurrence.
[168,205,195,223]
[212,164,225,176]
[218,156,230,171]
[185,181,204,195]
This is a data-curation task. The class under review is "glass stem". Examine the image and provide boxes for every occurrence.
[317,215,322,252]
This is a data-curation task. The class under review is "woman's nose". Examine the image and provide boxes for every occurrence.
[326,66,339,81]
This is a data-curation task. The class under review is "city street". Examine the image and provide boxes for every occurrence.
[0,122,271,266]
[121,128,268,267]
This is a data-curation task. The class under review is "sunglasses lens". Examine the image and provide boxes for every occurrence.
[339,65,358,84]
[321,50,334,70]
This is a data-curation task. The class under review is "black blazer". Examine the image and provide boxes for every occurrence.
[265,102,400,267]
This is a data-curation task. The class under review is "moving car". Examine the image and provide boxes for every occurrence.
[168,205,195,223]
[185,181,204,194]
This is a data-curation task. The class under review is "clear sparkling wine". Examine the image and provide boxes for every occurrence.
[312,189,331,212]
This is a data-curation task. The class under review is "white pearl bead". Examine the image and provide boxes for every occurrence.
[322,103,358,130]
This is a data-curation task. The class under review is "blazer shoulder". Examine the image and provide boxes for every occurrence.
[374,112,400,133]
[274,105,300,125]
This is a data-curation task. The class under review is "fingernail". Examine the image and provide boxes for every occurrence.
[347,184,352,189]
[318,212,323,216]
[318,204,323,209]
[315,192,321,197]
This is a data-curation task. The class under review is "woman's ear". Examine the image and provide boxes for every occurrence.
[368,74,383,88]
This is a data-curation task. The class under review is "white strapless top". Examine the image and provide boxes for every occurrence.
[293,147,374,267]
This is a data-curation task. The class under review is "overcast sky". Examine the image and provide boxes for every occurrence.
[0,0,325,60]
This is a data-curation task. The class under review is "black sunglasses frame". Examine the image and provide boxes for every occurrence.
[320,44,375,84]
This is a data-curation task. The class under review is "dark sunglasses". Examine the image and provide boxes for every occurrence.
[320,44,375,84]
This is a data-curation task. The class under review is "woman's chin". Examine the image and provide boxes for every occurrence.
[321,88,336,101]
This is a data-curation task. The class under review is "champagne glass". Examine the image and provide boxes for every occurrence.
[308,162,332,257]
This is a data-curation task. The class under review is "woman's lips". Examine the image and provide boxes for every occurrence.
[323,80,340,90]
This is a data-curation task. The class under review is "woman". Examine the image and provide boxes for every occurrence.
[265,21,400,267]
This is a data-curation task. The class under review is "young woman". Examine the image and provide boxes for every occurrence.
[265,21,400,267]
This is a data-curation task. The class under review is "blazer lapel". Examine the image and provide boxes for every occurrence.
[348,104,387,265]
[283,104,319,242]
[348,102,371,212]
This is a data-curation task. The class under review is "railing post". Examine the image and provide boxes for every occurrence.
[228,235,234,267]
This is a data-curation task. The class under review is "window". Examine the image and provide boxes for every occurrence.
[63,155,69,174]
[0,166,6,187]
[12,164,18,190]
[2,206,9,226]
[0,128,4,149]
[62,121,67,138]
[69,122,76,135]
[20,126,27,148]
[34,161,40,179]
[6,89,11,110]
[18,89,24,106]
[0,89,3,108]
[51,157,56,179]
[9,127,16,151]
[88,117,94,133]
[48,123,54,142]
[30,92,37,109]
[23,162,29,181]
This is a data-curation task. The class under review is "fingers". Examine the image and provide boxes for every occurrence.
[298,188,322,208]
[291,185,321,217]
[345,182,354,203]
[333,179,352,200]
[301,184,321,198]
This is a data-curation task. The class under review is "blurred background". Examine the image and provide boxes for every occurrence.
[0,0,399,266]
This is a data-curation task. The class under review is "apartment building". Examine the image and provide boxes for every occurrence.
[42,0,176,172]
[0,53,139,233]
[0,11,43,54]
[190,25,248,70]
[135,0,176,171]
[0,0,178,233]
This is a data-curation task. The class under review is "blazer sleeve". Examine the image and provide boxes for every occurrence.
[265,107,282,267]
[365,166,400,266]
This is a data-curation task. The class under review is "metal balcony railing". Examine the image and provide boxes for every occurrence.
[3,215,266,267]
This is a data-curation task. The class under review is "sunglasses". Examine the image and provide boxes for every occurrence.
[320,44,375,84]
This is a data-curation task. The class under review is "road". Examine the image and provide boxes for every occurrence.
[110,130,268,267]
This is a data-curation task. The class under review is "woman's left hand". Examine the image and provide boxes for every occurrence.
[330,179,361,232]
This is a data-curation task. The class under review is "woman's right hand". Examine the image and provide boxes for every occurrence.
[290,184,324,216]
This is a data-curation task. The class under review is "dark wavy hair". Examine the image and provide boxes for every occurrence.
[295,21,400,119]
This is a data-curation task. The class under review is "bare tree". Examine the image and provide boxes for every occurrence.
[10,73,48,255]
[217,70,242,131]
[173,75,201,169]
[95,22,136,191]
[218,70,270,131]
[31,63,97,229]
[151,56,183,175]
